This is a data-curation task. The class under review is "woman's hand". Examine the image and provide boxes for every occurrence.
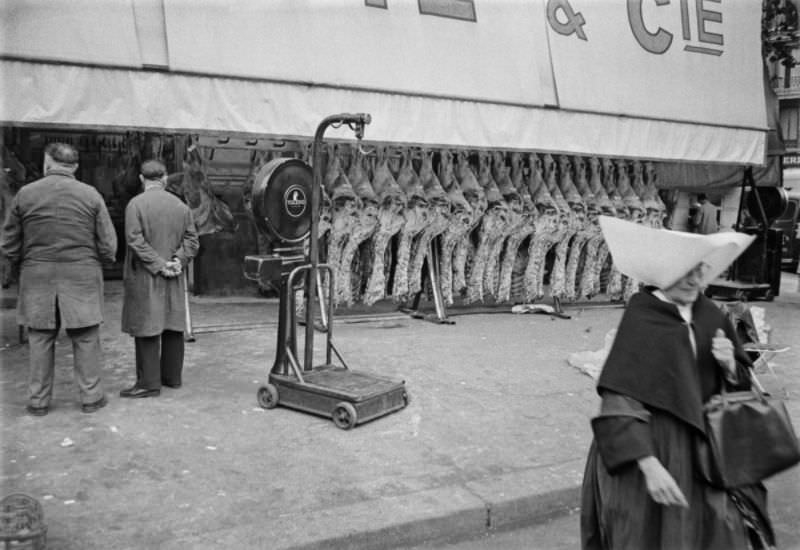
[711,328,737,377]
[637,456,688,508]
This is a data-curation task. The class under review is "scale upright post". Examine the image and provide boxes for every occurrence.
[304,113,371,371]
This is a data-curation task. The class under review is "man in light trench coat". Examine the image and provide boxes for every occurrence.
[0,142,118,415]
[120,159,199,398]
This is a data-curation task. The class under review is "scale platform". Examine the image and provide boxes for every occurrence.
[258,365,408,429]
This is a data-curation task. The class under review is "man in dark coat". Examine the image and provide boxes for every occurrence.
[120,159,199,398]
[581,216,774,549]
[0,142,117,415]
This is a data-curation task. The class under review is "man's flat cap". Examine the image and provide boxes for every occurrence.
[141,159,167,179]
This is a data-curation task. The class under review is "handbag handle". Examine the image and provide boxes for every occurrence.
[718,366,768,404]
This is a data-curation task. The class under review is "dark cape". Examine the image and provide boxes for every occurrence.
[596,290,752,432]
[581,289,774,550]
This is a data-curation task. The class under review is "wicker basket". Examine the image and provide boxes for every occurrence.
[0,494,47,550]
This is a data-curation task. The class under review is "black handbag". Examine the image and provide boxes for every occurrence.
[697,370,800,489]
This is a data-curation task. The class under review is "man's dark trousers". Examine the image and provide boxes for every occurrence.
[135,330,184,389]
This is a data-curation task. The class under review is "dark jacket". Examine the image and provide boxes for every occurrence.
[0,169,117,328]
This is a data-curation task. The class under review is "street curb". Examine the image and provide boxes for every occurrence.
[155,464,584,550]
[288,489,581,550]
[289,460,584,550]
[468,460,585,533]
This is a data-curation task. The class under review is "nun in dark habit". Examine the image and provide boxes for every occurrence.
[581,216,775,550]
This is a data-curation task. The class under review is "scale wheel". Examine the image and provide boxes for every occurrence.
[257,384,279,409]
[402,391,411,407]
[332,402,358,430]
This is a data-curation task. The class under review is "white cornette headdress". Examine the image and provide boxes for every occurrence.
[598,216,755,289]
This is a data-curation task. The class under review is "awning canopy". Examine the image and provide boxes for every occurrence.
[1,0,768,165]
[655,156,781,191]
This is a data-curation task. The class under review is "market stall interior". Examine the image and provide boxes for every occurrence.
[5,123,786,325]
[243,113,408,430]
[0,127,721,316]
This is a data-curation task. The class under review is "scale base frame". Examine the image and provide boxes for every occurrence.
[258,365,408,429]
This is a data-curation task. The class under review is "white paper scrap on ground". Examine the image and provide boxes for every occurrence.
[567,329,617,380]
[511,303,555,314]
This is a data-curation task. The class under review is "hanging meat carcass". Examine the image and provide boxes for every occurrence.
[522,154,557,302]
[319,143,343,247]
[391,149,430,301]
[497,152,538,304]
[643,162,667,228]
[324,153,360,306]
[575,157,613,301]
[586,158,629,299]
[363,149,408,306]
[465,153,509,304]
[621,160,650,301]
[631,160,647,198]
[109,149,145,265]
[483,152,522,301]
[436,150,474,306]
[242,151,279,256]
[617,160,646,224]
[587,158,631,300]
[604,159,644,301]
[176,144,238,235]
[405,150,451,299]
[548,155,586,301]
[523,154,567,302]
[599,162,624,301]
[317,179,334,250]
[563,157,598,302]
[335,152,379,306]
[112,150,142,206]
[452,152,488,300]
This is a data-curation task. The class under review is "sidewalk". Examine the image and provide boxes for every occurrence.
[1,276,798,549]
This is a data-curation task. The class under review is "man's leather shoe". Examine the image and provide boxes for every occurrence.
[81,396,107,413]
[26,405,48,416]
[119,386,160,398]
[162,381,182,389]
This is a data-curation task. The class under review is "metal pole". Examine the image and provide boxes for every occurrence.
[427,239,447,321]
[734,172,746,233]
[183,268,195,342]
[304,113,371,371]
[747,167,770,284]
[316,269,328,330]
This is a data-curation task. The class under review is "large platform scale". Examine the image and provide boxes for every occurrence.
[244,113,408,429]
